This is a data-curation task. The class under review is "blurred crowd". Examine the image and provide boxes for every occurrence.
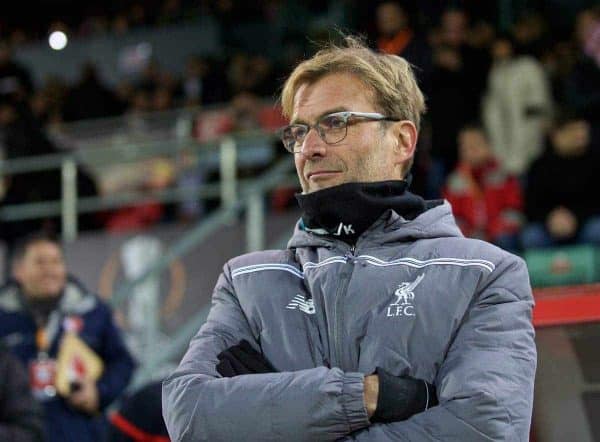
[2,0,204,46]
[0,0,599,254]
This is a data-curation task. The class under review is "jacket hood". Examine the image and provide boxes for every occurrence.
[288,200,463,249]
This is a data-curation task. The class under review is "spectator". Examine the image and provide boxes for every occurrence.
[197,56,230,105]
[483,33,553,175]
[521,112,600,248]
[128,3,150,29]
[62,63,124,122]
[0,40,33,103]
[30,75,68,126]
[543,40,577,106]
[128,89,152,114]
[105,158,175,232]
[180,55,207,107]
[228,91,263,131]
[375,1,432,92]
[438,7,491,106]
[512,12,550,58]
[428,8,490,179]
[136,61,164,96]
[564,8,600,126]
[157,0,185,26]
[176,55,230,106]
[0,344,45,442]
[111,13,130,35]
[227,53,274,97]
[0,233,135,442]
[152,86,174,111]
[443,124,523,252]
[108,381,169,442]
[0,102,63,252]
[78,13,110,38]
[466,19,496,57]
[176,149,205,223]
[428,43,470,185]
[0,102,102,253]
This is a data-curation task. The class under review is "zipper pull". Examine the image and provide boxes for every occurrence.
[345,246,356,261]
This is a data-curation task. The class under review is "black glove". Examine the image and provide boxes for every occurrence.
[216,339,276,377]
[371,367,438,423]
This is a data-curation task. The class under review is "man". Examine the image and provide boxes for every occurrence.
[443,123,523,252]
[375,2,432,94]
[163,37,536,441]
[0,40,33,103]
[0,233,135,442]
[522,112,600,248]
[482,33,552,176]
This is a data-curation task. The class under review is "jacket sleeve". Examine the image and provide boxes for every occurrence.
[0,349,45,442]
[162,263,370,442]
[96,303,136,410]
[341,254,537,442]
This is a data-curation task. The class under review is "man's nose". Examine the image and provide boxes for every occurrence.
[298,128,327,159]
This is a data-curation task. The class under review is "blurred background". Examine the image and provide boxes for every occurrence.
[0,0,599,440]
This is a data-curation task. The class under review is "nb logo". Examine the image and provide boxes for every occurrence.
[333,223,355,236]
[286,294,315,315]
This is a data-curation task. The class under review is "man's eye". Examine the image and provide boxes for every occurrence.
[284,126,305,140]
[320,116,346,129]
[292,126,308,139]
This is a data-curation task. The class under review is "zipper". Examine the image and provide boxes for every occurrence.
[332,245,356,370]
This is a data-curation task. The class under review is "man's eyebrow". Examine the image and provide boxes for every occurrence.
[291,107,348,125]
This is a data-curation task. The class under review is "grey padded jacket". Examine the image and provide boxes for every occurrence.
[163,202,536,441]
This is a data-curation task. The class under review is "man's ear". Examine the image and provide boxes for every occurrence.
[391,121,418,171]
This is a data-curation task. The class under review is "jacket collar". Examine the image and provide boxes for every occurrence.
[287,200,461,251]
[0,276,97,315]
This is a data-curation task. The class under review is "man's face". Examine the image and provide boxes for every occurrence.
[13,241,67,299]
[376,3,407,37]
[441,10,467,47]
[492,39,513,61]
[292,73,404,193]
[459,129,491,167]
[552,121,590,156]
[576,11,598,47]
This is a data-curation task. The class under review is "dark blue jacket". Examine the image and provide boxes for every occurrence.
[0,277,135,442]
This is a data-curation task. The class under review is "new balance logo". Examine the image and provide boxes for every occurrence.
[286,294,315,315]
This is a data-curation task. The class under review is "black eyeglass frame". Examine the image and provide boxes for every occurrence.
[279,111,401,153]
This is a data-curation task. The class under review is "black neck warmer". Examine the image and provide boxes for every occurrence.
[296,180,427,244]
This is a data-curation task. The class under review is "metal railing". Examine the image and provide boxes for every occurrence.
[0,109,282,241]
[0,106,301,388]
[121,157,298,388]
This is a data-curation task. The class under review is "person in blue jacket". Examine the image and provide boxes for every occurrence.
[0,232,135,442]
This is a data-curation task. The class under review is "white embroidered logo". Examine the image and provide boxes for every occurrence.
[286,294,315,315]
[333,223,355,236]
[387,274,424,317]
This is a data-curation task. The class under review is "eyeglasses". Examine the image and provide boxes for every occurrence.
[279,111,400,153]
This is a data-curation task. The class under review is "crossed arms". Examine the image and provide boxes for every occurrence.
[162,256,536,441]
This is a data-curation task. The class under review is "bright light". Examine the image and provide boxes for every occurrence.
[49,31,68,50]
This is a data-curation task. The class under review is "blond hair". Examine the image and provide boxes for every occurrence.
[281,36,426,130]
